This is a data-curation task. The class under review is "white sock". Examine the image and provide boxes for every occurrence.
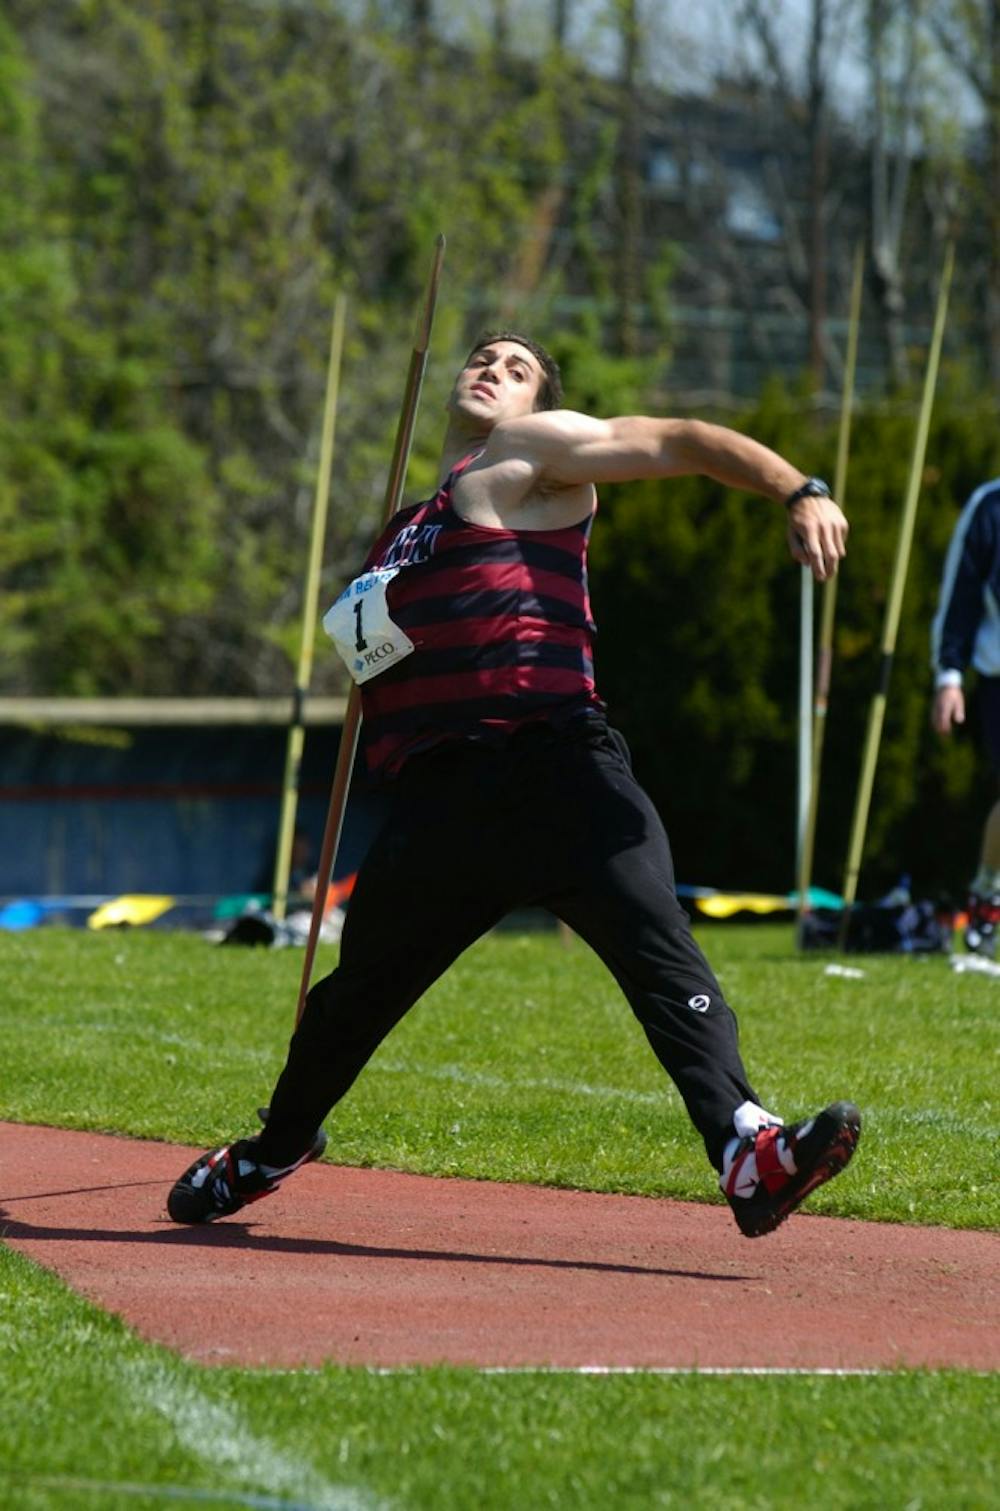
[732,1099,784,1139]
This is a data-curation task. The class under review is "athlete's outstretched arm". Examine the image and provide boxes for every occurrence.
[489,410,847,581]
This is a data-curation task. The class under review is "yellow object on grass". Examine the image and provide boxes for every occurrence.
[87,895,176,929]
[695,893,791,919]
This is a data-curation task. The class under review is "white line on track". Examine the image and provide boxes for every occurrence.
[368,1366,887,1377]
[376,1058,666,1106]
[268,1365,991,1379]
[472,1366,888,1376]
[119,1357,389,1511]
[376,1061,1000,1140]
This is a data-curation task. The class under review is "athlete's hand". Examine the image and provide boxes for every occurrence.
[932,684,965,735]
[785,495,848,582]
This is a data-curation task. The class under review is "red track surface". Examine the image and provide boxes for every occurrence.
[2,1122,997,1371]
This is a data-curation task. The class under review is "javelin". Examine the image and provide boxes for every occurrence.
[291,235,447,1025]
[796,242,864,933]
[838,241,954,947]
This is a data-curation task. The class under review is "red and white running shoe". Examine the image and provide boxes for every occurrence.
[166,1129,327,1225]
[720,1101,861,1238]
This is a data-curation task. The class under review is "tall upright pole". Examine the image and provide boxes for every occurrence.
[796,243,864,926]
[796,565,814,897]
[292,236,447,1024]
[271,293,348,920]
[838,242,954,944]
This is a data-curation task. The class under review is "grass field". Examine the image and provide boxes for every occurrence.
[1,923,997,1509]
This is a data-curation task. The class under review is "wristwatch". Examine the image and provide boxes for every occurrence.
[784,477,832,508]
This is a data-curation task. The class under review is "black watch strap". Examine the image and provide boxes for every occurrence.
[784,477,832,508]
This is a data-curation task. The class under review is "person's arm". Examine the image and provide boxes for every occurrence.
[932,683,965,736]
[929,489,1000,736]
[488,410,847,580]
[931,489,997,693]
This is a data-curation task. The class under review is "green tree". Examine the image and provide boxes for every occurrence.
[6,1,579,694]
[0,14,219,695]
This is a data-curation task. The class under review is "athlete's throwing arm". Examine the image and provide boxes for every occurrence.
[449,408,848,583]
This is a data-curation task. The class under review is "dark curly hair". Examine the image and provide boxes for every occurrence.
[465,330,564,411]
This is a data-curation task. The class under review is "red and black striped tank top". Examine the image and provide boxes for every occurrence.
[359,453,604,777]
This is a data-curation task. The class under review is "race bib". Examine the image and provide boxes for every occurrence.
[322,567,415,685]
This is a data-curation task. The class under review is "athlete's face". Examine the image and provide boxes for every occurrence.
[448,341,545,426]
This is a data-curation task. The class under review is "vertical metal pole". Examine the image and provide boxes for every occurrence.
[271,294,348,919]
[838,242,954,944]
[796,243,864,927]
[797,566,814,897]
[292,236,447,1025]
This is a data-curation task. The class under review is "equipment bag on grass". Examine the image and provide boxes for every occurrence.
[800,900,951,954]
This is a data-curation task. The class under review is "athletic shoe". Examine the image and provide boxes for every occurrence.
[964,892,1000,957]
[166,1127,327,1225]
[720,1100,861,1238]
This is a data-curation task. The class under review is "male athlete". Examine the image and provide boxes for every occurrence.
[168,332,860,1238]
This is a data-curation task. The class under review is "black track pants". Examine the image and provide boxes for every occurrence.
[257,720,760,1172]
